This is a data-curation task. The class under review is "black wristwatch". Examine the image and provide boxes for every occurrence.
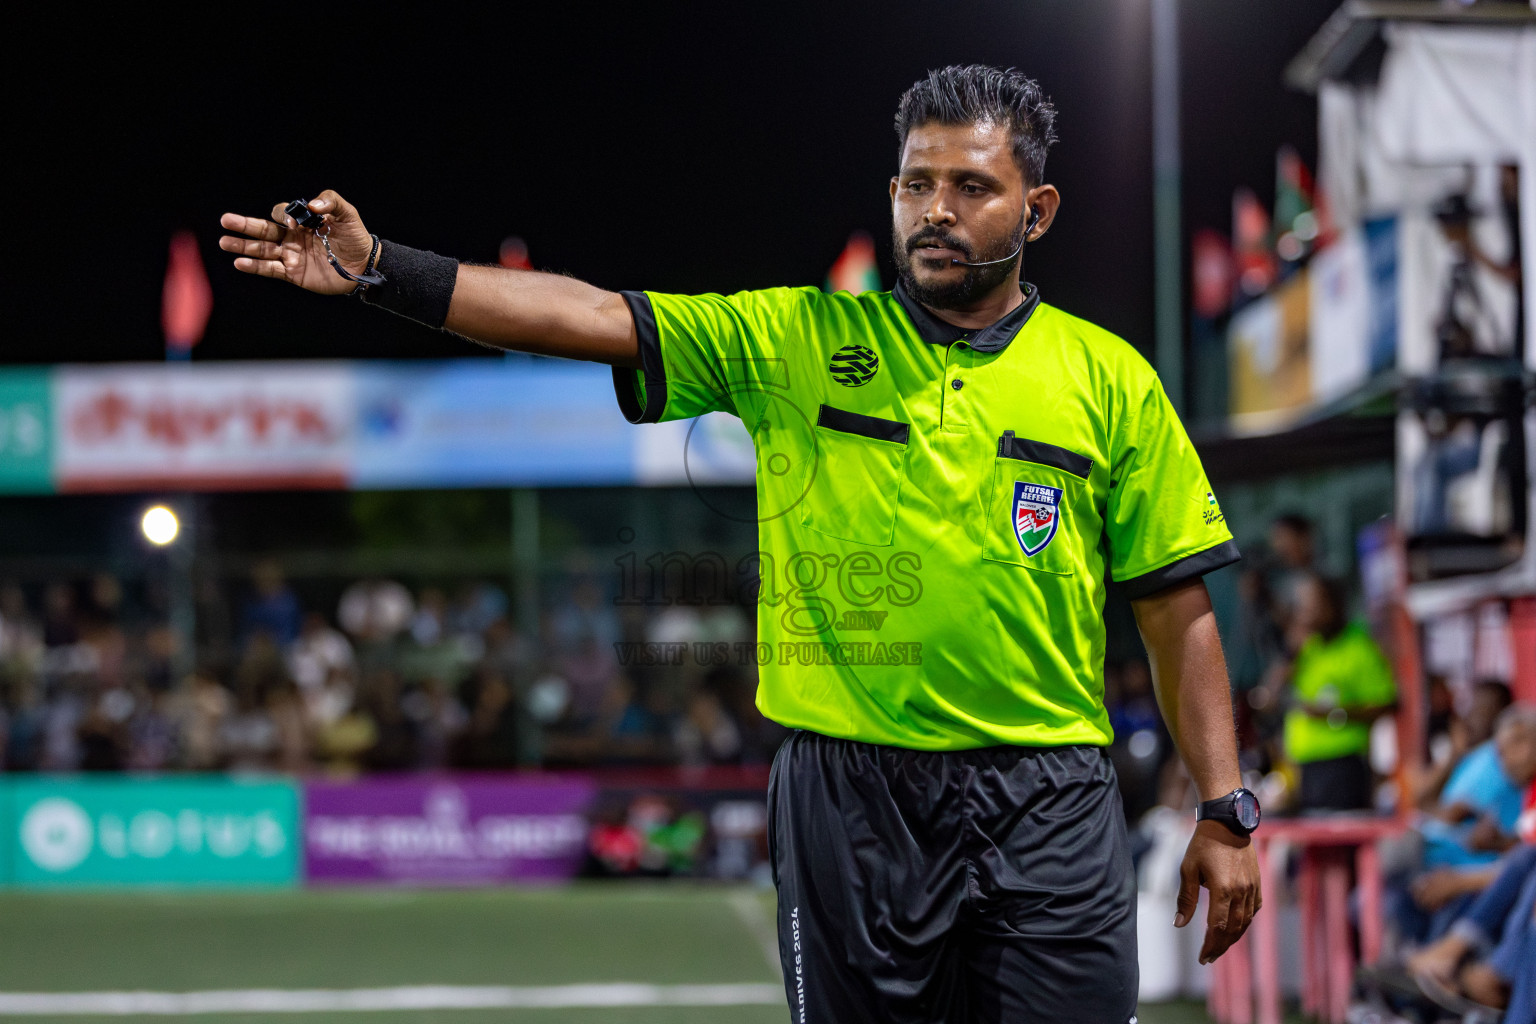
[1196,788,1262,837]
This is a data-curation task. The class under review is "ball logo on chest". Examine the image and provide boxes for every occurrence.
[828,344,879,387]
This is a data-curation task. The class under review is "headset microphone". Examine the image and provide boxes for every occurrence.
[949,206,1041,268]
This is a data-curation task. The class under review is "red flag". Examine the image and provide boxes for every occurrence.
[162,231,213,356]
[1232,188,1276,298]
[825,231,881,295]
[1190,229,1234,319]
[499,236,532,270]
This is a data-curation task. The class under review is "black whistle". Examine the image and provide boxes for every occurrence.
[284,199,327,231]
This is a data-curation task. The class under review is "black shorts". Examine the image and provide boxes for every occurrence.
[768,730,1137,1024]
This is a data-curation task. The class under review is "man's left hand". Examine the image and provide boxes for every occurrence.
[1175,819,1262,964]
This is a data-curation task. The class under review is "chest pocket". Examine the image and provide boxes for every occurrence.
[982,431,1094,576]
[799,404,910,547]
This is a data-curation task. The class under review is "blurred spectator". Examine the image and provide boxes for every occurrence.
[1267,513,1317,628]
[448,582,509,639]
[410,587,448,647]
[337,578,414,645]
[675,686,742,766]
[267,679,310,775]
[1405,764,1536,1020]
[287,612,355,695]
[41,582,79,648]
[2,677,45,770]
[1419,705,1536,870]
[549,576,621,656]
[241,560,302,650]
[1414,679,1514,814]
[220,681,278,773]
[362,670,416,770]
[1395,705,1536,948]
[454,667,521,768]
[312,690,376,778]
[78,682,137,771]
[126,686,179,771]
[0,583,43,670]
[1277,574,1397,812]
[402,675,468,769]
[171,670,232,770]
[78,574,127,689]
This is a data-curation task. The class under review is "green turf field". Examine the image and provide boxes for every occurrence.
[0,885,1241,1023]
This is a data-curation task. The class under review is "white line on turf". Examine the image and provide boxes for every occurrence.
[728,890,783,979]
[0,983,784,1016]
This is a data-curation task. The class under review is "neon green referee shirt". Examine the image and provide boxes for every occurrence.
[612,281,1239,750]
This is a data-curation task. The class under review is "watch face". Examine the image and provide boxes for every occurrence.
[1234,790,1261,831]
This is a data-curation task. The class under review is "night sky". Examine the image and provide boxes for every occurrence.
[12,1,1338,367]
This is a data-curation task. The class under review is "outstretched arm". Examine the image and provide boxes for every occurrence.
[219,191,641,368]
[1132,577,1261,964]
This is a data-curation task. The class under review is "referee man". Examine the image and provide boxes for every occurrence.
[223,64,1261,1024]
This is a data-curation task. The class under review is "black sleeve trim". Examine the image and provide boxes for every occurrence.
[611,290,667,424]
[1118,539,1241,600]
[997,431,1093,479]
[817,404,910,445]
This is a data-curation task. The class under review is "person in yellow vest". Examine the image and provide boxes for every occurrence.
[1281,574,1398,811]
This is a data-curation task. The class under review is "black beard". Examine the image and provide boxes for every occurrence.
[892,220,1025,309]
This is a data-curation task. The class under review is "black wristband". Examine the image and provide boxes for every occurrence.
[358,241,459,329]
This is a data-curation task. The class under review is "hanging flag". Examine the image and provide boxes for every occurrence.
[162,231,213,360]
[1190,229,1234,320]
[1232,187,1276,298]
[1274,146,1316,263]
[499,236,532,270]
[825,231,881,295]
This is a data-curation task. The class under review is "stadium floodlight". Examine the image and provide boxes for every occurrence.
[141,505,180,546]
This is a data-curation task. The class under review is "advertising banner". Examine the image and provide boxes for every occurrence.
[1228,271,1311,434]
[8,777,300,887]
[350,361,637,488]
[0,359,758,493]
[54,363,353,492]
[0,368,53,494]
[304,776,594,885]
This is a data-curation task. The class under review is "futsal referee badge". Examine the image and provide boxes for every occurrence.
[1012,481,1062,557]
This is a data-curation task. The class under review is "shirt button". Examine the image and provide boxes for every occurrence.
[951,379,964,390]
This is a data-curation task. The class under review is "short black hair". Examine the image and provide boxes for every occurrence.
[894,65,1058,188]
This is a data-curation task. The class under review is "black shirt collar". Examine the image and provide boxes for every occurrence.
[892,279,1041,354]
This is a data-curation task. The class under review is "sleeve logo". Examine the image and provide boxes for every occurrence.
[1013,481,1063,556]
[1203,491,1225,526]
[828,344,879,387]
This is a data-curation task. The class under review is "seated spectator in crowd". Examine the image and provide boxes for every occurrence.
[170,670,233,770]
[1406,772,1536,1020]
[1397,705,1536,945]
[266,678,310,775]
[362,670,417,771]
[1276,574,1397,811]
[3,676,46,770]
[0,583,44,672]
[287,612,355,696]
[402,675,468,769]
[1420,701,1534,870]
[241,561,302,651]
[453,667,522,769]
[674,685,742,766]
[1413,679,1513,811]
